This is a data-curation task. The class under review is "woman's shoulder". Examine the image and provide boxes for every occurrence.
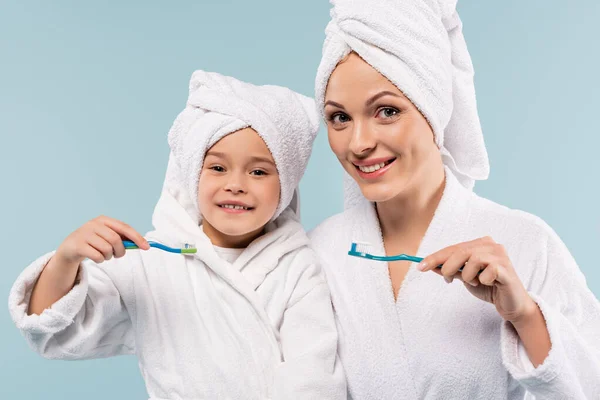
[309,204,364,242]
[307,203,372,263]
[468,191,559,246]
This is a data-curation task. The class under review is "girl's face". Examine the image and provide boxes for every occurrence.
[324,52,442,203]
[198,128,280,248]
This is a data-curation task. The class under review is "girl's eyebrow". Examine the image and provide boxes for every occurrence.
[207,151,275,167]
[249,156,276,166]
[205,151,227,159]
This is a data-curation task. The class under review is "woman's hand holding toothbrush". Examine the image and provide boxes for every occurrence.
[417,236,551,367]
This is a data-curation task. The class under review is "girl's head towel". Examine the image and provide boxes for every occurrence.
[164,70,319,222]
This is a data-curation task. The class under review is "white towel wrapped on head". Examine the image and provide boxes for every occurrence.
[315,0,490,207]
[166,70,319,222]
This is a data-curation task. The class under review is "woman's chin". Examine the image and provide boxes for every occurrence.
[359,183,406,203]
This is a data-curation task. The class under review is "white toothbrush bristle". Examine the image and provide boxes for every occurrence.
[353,241,373,254]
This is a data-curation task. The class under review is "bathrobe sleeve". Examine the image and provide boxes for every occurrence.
[500,225,600,399]
[8,251,137,360]
[272,262,347,400]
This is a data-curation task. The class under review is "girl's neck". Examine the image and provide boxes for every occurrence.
[201,222,264,249]
[376,166,445,242]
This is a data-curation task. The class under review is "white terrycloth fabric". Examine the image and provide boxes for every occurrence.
[167,70,319,221]
[315,0,490,208]
[8,189,346,400]
[309,168,600,400]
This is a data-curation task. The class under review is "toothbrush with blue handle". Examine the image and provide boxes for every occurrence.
[348,242,423,263]
[348,241,477,274]
[123,240,197,254]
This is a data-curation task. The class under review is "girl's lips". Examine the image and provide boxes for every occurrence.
[219,207,251,214]
[217,203,254,214]
[355,158,397,180]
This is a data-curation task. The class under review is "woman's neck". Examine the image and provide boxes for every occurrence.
[376,166,445,242]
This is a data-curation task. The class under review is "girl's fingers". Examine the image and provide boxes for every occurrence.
[87,234,114,261]
[95,224,126,258]
[97,216,149,250]
[79,245,107,264]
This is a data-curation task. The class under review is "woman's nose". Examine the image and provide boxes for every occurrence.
[348,120,376,156]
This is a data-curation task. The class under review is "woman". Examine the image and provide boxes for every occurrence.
[309,0,600,398]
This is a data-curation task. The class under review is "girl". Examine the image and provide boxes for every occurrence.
[9,70,346,400]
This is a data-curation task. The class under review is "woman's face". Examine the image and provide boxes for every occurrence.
[324,52,441,203]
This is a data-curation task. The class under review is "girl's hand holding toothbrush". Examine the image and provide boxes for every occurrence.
[28,216,149,315]
[55,215,150,266]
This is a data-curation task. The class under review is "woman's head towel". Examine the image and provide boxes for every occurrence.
[164,70,319,222]
[315,0,490,207]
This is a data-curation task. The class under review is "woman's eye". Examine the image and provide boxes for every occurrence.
[377,107,399,119]
[250,170,267,176]
[330,113,350,125]
[210,166,225,172]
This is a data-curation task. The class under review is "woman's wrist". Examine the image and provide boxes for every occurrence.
[508,297,551,367]
[507,296,540,329]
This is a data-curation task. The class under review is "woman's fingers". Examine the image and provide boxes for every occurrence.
[439,248,471,283]
[418,236,514,288]
[418,236,496,272]
[478,262,512,286]
[460,252,494,285]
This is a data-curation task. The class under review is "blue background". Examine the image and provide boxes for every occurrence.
[1,1,599,398]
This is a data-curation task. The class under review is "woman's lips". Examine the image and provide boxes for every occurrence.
[354,157,397,180]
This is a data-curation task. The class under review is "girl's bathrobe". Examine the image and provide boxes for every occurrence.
[9,188,346,400]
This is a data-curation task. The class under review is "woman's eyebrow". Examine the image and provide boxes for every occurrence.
[365,90,402,107]
[324,100,346,109]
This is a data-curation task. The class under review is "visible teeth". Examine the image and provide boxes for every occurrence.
[358,162,386,173]
[221,204,248,210]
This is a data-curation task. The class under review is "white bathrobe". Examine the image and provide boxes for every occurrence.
[8,189,346,399]
[309,169,600,399]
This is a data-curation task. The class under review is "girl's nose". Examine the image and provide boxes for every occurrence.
[224,175,246,194]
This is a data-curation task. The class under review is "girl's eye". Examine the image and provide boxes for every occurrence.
[210,166,225,172]
[250,170,267,176]
[330,112,351,125]
[376,107,399,119]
